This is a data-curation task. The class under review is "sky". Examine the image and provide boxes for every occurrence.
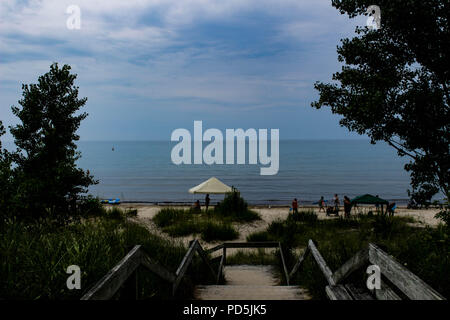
[0,0,369,141]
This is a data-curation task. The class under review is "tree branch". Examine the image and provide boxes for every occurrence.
[386,138,419,160]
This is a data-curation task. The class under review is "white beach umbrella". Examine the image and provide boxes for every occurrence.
[188,177,233,194]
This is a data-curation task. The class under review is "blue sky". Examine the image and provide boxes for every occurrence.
[0,0,369,141]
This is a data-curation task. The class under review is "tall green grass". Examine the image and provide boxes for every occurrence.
[246,212,450,299]
[0,209,215,299]
[153,208,239,241]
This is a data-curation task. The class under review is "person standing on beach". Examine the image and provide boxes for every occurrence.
[343,196,351,218]
[334,194,340,213]
[205,194,210,212]
[319,196,325,212]
[292,198,299,215]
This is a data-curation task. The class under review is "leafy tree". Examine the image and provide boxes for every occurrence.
[312,0,449,205]
[9,63,97,222]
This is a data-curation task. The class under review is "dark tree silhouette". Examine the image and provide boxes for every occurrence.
[313,0,449,204]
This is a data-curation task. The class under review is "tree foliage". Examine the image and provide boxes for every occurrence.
[313,0,449,204]
[1,63,97,222]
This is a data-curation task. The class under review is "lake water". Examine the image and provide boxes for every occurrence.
[73,140,412,205]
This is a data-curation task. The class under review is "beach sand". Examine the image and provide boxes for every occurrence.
[114,203,442,253]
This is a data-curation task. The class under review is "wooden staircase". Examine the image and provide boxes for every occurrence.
[194,265,310,300]
[81,240,446,301]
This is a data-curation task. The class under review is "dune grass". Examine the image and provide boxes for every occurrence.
[153,207,243,241]
[225,249,278,266]
[0,207,216,300]
[246,210,449,299]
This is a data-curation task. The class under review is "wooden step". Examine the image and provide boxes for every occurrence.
[194,285,310,300]
[224,265,278,286]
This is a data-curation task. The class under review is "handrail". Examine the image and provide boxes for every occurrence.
[172,240,217,295]
[207,242,280,254]
[278,243,290,285]
[81,240,216,300]
[288,239,446,300]
[82,238,444,301]
[368,243,445,300]
[81,245,176,300]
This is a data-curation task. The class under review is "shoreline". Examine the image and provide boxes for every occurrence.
[112,201,440,210]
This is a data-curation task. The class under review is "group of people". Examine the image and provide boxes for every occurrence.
[193,194,211,212]
[292,194,353,218]
[292,195,396,218]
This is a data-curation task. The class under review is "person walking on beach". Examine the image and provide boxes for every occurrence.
[292,198,299,215]
[205,194,210,212]
[334,194,340,213]
[319,196,325,212]
[343,196,352,218]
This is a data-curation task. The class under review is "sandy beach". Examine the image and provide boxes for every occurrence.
[114,203,442,250]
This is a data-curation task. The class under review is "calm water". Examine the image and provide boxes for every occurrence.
[73,140,412,205]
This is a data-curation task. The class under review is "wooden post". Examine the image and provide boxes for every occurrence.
[223,247,227,266]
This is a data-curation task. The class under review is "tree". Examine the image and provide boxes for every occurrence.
[9,63,97,221]
[312,0,449,204]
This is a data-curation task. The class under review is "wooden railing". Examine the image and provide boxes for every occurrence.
[81,239,215,300]
[289,240,446,300]
[81,238,445,300]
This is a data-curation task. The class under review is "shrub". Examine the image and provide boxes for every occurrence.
[289,210,318,224]
[247,231,271,242]
[267,219,286,238]
[164,220,201,237]
[201,221,239,242]
[153,208,189,228]
[214,191,260,222]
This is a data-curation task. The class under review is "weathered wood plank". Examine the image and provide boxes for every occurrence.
[325,285,353,300]
[172,240,199,295]
[374,280,401,300]
[368,243,445,300]
[344,283,374,300]
[278,244,290,285]
[289,246,310,279]
[206,244,224,254]
[308,240,335,285]
[81,245,142,300]
[139,251,176,283]
[223,247,227,266]
[195,243,218,280]
[216,254,225,284]
[332,248,369,284]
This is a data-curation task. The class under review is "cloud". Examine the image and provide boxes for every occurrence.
[0,0,366,140]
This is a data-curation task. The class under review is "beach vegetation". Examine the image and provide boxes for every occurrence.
[0,207,216,299]
[214,191,260,222]
[153,208,239,241]
[246,211,450,299]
